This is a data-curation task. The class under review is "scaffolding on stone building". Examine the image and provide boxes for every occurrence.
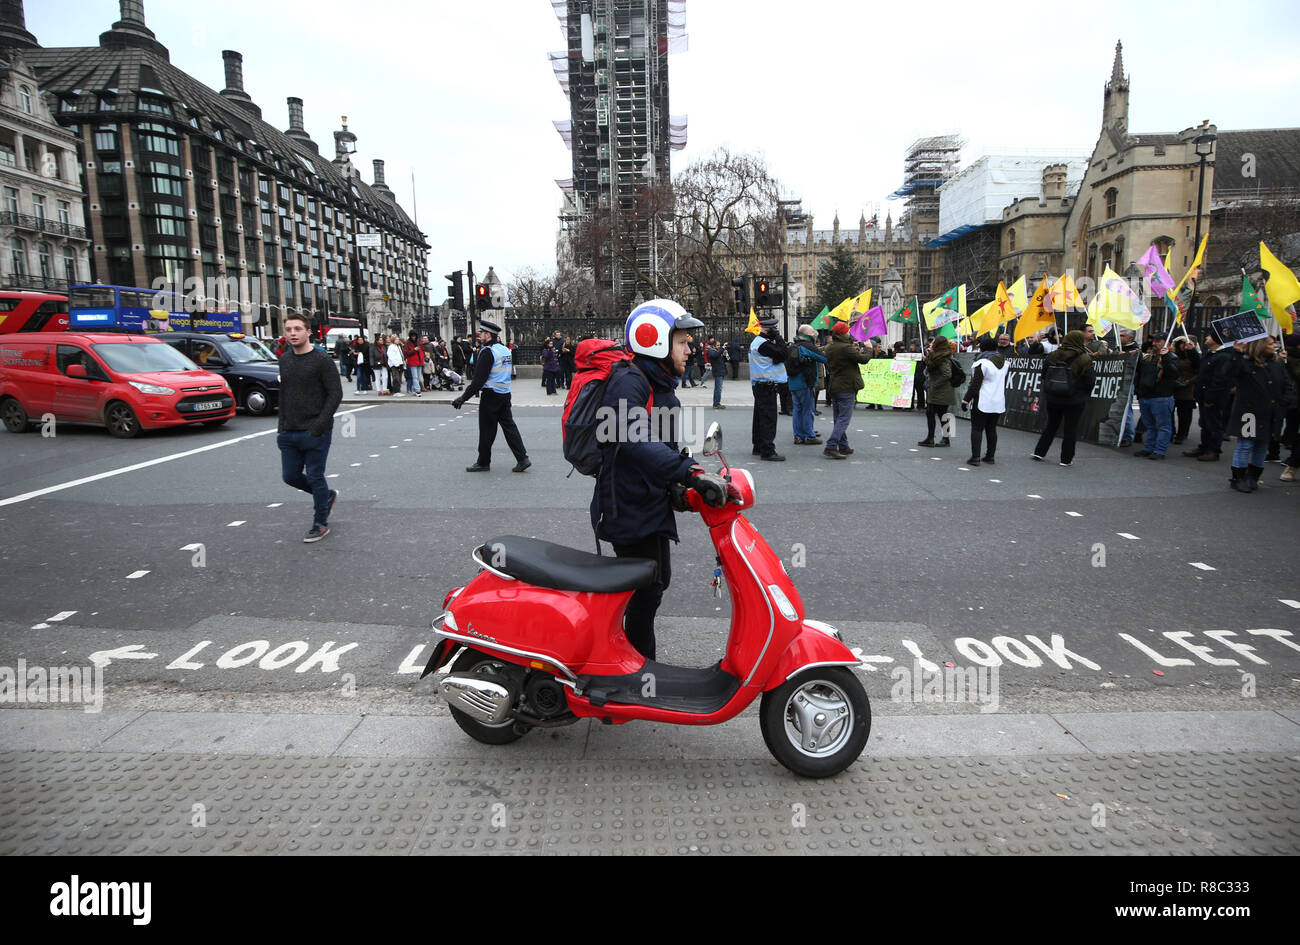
[890,134,963,234]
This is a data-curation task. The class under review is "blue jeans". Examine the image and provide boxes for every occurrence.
[1138,396,1174,455]
[792,387,815,440]
[1232,437,1269,467]
[712,371,724,407]
[278,429,333,526]
[827,392,856,451]
[406,365,421,392]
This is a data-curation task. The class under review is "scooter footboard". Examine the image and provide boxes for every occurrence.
[762,622,861,690]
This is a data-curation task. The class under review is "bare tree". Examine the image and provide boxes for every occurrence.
[672,148,784,314]
[506,266,557,317]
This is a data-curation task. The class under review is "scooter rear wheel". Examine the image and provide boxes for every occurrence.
[760,667,870,778]
[447,649,529,745]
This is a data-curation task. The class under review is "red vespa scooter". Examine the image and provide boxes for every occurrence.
[421,423,870,777]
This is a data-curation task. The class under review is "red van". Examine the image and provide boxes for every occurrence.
[0,290,69,334]
[0,332,235,437]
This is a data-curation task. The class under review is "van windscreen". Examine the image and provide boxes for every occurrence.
[92,342,199,374]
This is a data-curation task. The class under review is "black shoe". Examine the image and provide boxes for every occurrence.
[813,410,823,416]
[1182,448,1205,457]
[1247,464,1265,491]
[303,524,329,543]
[466,463,491,472]
[714,404,727,409]
[823,449,846,460]
[982,456,995,464]
[1196,452,1220,462]
[761,453,786,462]
[935,439,950,447]
[512,459,532,473]
[752,448,761,456]
[967,457,981,466]
[1148,453,1166,461]
[327,488,338,518]
[1133,450,1152,458]
[1032,454,1045,461]
[918,439,935,447]
[1172,436,1185,444]
[1059,461,1073,467]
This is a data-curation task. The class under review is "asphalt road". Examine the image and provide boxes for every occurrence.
[1,402,1297,716]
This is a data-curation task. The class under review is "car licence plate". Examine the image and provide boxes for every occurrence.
[195,400,224,411]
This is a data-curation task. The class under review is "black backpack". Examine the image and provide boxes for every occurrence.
[1043,360,1074,398]
[948,356,966,388]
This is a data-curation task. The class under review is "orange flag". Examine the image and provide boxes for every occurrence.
[1013,277,1055,343]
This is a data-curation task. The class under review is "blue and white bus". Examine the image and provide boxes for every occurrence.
[68,284,242,333]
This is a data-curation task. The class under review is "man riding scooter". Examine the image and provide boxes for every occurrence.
[593,299,730,661]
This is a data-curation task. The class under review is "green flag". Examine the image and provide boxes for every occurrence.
[938,321,957,340]
[888,296,919,324]
[1243,273,1271,321]
[810,305,832,330]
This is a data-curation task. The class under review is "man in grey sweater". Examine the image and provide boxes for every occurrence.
[278,313,343,542]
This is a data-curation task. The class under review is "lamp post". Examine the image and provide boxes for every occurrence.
[1189,129,1216,333]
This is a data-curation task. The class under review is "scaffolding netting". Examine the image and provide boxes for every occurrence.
[667,0,688,53]
[669,114,687,151]
[548,50,570,97]
[553,119,573,149]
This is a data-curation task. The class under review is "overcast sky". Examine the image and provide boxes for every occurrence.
[28,0,1300,296]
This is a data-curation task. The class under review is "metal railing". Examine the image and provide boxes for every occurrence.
[0,211,88,240]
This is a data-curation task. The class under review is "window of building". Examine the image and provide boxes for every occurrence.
[0,142,14,168]
[1104,188,1117,220]
[31,195,45,222]
[1007,228,1016,252]
[3,186,17,215]
[94,125,119,152]
[37,242,52,278]
[9,237,27,276]
[57,200,71,226]
[139,96,171,115]
[18,85,32,114]
[63,247,77,283]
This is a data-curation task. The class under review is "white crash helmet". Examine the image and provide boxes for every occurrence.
[625,299,704,359]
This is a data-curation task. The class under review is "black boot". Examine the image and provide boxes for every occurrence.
[1229,467,1248,492]
[1247,464,1265,492]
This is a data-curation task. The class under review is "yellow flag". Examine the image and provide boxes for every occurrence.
[1169,233,1209,301]
[969,299,1000,338]
[745,307,760,334]
[1007,275,1027,314]
[830,296,855,321]
[1092,266,1150,331]
[851,288,873,314]
[957,316,975,337]
[1013,277,1054,343]
[1046,274,1085,313]
[1260,241,1299,333]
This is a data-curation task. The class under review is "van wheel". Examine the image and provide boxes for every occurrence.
[105,401,141,438]
[241,385,270,416]
[1,397,30,433]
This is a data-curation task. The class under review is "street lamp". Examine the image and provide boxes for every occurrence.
[1189,129,1216,332]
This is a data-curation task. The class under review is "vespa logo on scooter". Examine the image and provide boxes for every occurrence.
[463,624,499,644]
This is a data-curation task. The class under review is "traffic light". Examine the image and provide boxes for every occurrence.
[731,275,751,314]
[754,278,772,308]
[445,271,464,311]
[474,283,489,312]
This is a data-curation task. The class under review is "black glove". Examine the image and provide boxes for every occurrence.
[690,470,730,508]
[668,482,691,512]
[451,397,464,410]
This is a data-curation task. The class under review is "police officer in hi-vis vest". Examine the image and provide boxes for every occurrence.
[749,313,790,461]
[452,319,531,473]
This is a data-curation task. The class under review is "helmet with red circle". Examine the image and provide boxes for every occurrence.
[625,299,704,359]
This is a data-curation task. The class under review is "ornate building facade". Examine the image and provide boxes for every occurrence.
[6,0,428,337]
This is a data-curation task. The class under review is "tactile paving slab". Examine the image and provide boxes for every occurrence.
[1,751,1297,855]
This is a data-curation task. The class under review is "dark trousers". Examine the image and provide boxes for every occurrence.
[278,429,332,526]
[355,363,373,391]
[1035,402,1085,463]
[611,534,671,661]
[970,407,1001,459]
[925,403,951,442]
[477,389,528,467]
[752,381,779,456]
[778,382,792,414]
[1197,398,1226,454]
[1174,399,1195,441]
[729,361,739,380]
[387,365,401,395]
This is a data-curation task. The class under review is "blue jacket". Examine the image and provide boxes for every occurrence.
[590,356,697,544]
[787,340,827,391]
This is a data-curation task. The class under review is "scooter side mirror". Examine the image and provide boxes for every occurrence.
[703,422,722,457]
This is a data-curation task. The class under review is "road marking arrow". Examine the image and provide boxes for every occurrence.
[89,644,159,668]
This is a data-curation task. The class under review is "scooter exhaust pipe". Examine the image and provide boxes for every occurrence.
[437,675,515,725]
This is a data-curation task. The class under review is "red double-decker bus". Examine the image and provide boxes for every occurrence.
[0,289,69,334]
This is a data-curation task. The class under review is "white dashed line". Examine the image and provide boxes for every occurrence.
[988,479,1001,483]
[1065,511,1082,517]
[1189,562,1216,571]
[49,611,77,622]
[350,463,361,467]
[389,445,399,449]
[126,570,150,580]
[1118,533,1140,540]
[369,454,380,458]
[958,466,970,471]
[227,520,245,527]
[327,474,340,479]
[870,434,880,438]
[1027,494,1042,499]
[889,441,898,445]
[266,503,282,508]
[403,438,412,442]
[1280,599,1300,609]
[908,448,919,452]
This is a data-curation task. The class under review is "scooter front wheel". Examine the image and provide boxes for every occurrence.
[760,667,870,778]
[446,649,529,745]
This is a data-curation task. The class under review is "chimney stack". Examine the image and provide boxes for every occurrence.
[373,159,386,186]
[0,0,40,49]
[100,0,168,58]
[217,50,260,117]
[284,97,318,152]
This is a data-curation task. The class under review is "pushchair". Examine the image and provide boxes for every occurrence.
[433,366,464,391]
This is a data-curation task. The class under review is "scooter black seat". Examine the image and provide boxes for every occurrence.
[475,535,658,594]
